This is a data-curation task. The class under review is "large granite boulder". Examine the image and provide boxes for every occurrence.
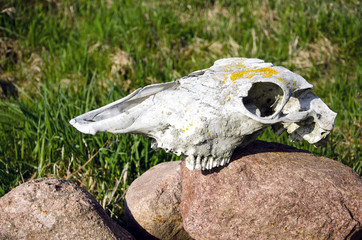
[124,161,192,240]
[0,177,134,240]
[181,141,362,240]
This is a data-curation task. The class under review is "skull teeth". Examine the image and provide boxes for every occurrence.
[185,155,230,170]
[201,157,207,169]
[195,155,202,170]
[185,155,195,170]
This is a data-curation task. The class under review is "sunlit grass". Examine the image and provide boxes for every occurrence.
[0,0,360,223]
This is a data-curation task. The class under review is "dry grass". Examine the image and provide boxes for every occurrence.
[110,48,134,76]
[286,35,340,71]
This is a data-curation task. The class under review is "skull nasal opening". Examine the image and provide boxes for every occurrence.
[242,82,284,117]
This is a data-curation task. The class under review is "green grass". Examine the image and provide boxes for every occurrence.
[0,0,361,223]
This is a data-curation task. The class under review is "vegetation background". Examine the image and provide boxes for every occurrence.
[0,0,361,223]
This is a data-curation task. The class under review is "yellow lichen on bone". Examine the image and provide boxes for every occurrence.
[278,77,287,83]
[222,61,246,73]
[230,67,278,81]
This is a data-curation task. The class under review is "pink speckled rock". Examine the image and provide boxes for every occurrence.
[0,177,134,240]
[180,141,362,240]
[124,161,192,240]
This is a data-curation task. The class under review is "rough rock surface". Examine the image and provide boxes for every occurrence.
[124,161,192,240]
[0,177,134,240]
[181,140,362,240]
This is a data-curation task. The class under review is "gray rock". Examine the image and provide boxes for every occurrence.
[0,177,134,240]
[180,141,362,240]
[124,161,192,240]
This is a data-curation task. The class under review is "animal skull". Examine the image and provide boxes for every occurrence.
[70,58,336,170]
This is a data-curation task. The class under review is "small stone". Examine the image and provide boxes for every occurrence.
[0,177,134,240]
[124,161,192,240]
[180,141,362,240]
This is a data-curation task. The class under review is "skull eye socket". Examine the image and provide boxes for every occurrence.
[242,82,284,117]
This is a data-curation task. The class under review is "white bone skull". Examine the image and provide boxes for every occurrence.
[70,58,336,170]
